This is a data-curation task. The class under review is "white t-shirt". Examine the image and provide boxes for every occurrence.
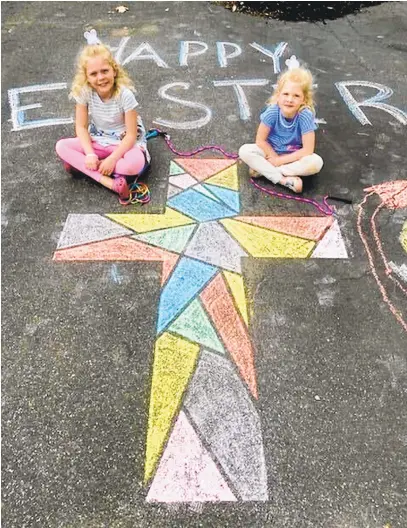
[74,86,148,154]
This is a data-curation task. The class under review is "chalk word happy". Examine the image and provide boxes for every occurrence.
[8,39,407,132]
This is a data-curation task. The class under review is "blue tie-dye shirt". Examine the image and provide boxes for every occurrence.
[260,104,317,154]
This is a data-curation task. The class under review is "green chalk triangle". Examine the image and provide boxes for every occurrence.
[169,298,225,354]
[134,224,196,254]
[170,161,186,175]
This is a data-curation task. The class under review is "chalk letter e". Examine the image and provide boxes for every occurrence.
[8,83,73,132]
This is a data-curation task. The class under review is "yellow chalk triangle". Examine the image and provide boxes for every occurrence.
[107,208,196,234]
[401,221,407,253]
[144,332,199,484]
[220,219,315,257]
[205,165,238,191]
[223,270,249,326]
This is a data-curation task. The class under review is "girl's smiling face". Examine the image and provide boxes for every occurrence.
[85,56,116,100]
[277,81,305,118]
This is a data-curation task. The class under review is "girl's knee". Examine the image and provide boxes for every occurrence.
[304,153,323,175]
[238,143,252,161]
[55,138,66,156]
[313,154,324,173]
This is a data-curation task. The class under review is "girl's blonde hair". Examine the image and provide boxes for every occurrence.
[268,67,315,114]
[70,43,135,99]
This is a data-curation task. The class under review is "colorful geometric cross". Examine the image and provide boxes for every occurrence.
[54,158,348,502]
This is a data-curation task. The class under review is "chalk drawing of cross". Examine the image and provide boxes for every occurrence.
[54,158,348,502]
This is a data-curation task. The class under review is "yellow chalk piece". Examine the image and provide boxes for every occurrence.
[223,270,249,326]
[220,219,315,258]
[107,208,195,234]
[144,332,199,483]
[205,165,238,190]
[400,221,407,253]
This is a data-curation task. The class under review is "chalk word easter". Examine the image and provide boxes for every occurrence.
[8,39,407,132]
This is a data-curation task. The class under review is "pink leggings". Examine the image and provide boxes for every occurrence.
[55,138,146,183]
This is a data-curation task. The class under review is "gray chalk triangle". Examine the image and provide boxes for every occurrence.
[185,350,268,501]
[184,221,247,273]
[57,214,133,249]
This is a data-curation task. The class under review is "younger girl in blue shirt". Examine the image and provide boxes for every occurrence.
[239,66,323,193]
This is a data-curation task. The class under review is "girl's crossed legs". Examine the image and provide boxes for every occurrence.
[55,138,146,196]
[239,143,323,193]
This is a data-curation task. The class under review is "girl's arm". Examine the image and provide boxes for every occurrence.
[273,131,315,166]
[255,122,278,160]
[99,109,138,176]
[75,104,99,170]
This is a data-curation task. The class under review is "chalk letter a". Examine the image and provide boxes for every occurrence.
[122,42,169,68]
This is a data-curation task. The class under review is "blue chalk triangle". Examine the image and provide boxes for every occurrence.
[203,184,240,213]
[157,257,218,333]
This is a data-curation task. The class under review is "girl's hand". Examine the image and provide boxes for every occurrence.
[98,155,117,176]
[266,154,282,167]
[85,153,99,171]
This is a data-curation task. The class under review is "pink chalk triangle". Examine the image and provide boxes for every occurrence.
[146,411,237,502]
[174,159,237,182]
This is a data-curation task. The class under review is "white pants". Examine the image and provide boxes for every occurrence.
[239,143,324,184]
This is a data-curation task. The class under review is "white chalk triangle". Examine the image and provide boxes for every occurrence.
[311,220,348,258]
[167,184,184,199]
[146,411,237,502]
[169,173,198,190]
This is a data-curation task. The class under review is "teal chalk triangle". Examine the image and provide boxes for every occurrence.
[169,298,225,354]
[170,161,186,175]
[194,184,222,203]
[203,184,240,213]
[134,224,196,254]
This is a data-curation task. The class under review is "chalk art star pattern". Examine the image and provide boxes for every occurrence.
[54,158,348,502]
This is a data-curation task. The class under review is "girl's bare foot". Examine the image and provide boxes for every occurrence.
[249,168,261,178]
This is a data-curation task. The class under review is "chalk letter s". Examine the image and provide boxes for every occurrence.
[335,81,407,126]
[154,82,212,130]
[8,83,73,131]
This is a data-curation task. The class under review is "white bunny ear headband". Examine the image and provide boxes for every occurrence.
[84,29,101,45]
[285,55,300,70]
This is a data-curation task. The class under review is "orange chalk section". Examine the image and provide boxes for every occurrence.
[174,159,237,182]
[53,236,179,285]
[235,216,333,241]
[200,274,258,399]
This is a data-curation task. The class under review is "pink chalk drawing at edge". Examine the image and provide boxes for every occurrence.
[358,180,407,334]
[53,158,349,502]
